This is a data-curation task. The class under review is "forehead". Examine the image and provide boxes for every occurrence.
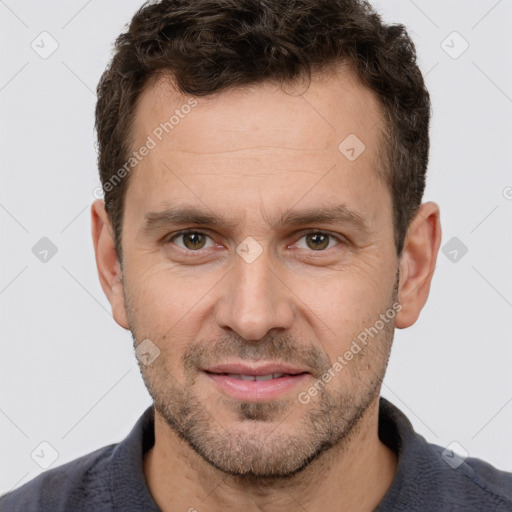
[124,67,389,231]
[133,67,383,155]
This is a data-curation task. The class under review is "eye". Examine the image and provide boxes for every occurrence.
[294,231,343,251]
[168,231,216,251]
[165,230,345,255]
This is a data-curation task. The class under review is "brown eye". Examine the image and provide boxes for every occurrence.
[170,231,214,251]
[294,232,342,251]
[305,233,330,250]
[183,232,206,250]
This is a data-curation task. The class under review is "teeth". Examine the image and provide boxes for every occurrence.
[226,373,286,381]
[255,374,273,381]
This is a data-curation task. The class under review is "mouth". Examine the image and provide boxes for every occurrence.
[210,372,297,381]
[203,362,310,401]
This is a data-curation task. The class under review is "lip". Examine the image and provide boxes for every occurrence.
[203,361,310,401]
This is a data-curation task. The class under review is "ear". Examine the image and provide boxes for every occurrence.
[395,201,442,329]
[91,199,129,329]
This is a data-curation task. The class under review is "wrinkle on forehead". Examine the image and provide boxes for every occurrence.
[131,65,382,157]
[125,65,389,230]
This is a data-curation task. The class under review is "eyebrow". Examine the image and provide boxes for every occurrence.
[141,204,370,235]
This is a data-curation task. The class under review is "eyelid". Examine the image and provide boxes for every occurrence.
[293,229,347,243]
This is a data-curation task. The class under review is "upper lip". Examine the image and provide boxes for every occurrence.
[204,362,308,376]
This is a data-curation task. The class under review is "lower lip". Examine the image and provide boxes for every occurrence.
[204,372,310,401]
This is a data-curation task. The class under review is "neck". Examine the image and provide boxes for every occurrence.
[144,396,398,512]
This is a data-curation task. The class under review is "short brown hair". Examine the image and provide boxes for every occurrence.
[95,0,431,263]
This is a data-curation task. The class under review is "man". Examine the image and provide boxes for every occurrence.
[1,0,510,510]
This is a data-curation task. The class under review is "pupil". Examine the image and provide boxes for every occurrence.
[308,233,328,250]
[185,233,205,249]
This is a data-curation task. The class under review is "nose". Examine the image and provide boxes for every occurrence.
[214,246,295,341]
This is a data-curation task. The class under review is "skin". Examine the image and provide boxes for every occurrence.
[92,66,441,512]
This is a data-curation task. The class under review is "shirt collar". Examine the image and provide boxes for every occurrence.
[108,397,433,511]
[110,405,160,511]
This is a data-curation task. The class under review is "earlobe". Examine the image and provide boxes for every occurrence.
[395,201,442,329]
[91,199,130,329]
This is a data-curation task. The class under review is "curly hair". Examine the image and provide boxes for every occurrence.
[95,0,431,262]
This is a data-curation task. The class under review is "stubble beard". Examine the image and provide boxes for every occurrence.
[127,282,398,481]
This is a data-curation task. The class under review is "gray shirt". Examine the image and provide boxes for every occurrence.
[1,397,510,511]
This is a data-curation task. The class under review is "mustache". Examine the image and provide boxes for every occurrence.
[182,334,332,377]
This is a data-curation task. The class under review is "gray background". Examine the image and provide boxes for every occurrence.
[0,0,511,493]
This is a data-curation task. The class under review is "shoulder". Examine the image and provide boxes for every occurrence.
[377,397,512,511]
[0,443,117,512]
[428,442,512,511]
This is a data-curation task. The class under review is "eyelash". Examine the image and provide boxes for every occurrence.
[165,230,346,254]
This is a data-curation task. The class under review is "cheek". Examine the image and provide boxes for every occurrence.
[293,264,390,321]
[126,257,194,308]
[123,267,177,337]
[290,265,396,356]
[124,266,215,352]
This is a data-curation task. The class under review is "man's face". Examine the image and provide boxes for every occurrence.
[119,69,400,478]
